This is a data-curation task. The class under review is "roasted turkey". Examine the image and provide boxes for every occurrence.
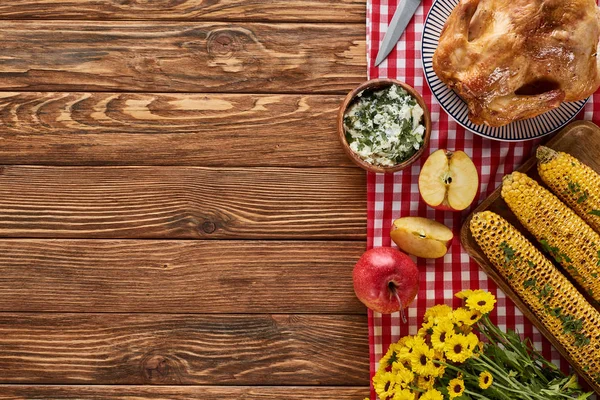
[433,0,600,127]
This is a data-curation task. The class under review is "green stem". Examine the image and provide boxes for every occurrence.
[490,381,545,400]
[464,389,494,400]
[436,360,479,381]
[473,354,519,389]
[478,316,553,385]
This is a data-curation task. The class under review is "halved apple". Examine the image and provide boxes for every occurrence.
[418,149,479,211]
[390,217,453,259]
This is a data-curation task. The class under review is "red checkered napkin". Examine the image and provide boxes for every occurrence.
[365,0,600,398]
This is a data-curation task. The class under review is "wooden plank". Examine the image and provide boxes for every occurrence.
[0,313,369,385]
[0,240,365,314]
[0,166,366,239]
[0,21,366,94]
[0,385,368,400]
[0,92,352,167]
[0,1,366,23]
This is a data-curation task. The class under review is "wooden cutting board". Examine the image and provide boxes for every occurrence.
[461,120,600,395]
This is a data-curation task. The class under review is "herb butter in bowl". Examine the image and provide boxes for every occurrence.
[338,79,431,173]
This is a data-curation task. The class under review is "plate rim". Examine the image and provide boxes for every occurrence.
[420,0,589,142]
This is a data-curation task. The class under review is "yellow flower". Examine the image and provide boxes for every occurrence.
[448,377,465,398]
[429,351,446,378]
[465,332,480,350]
[405,335,426,349]
[380,343,402,369]
[479,371,493,389]
[472,340,485,357]
[451,307,470,326]
[452,307,481,326]
[452,307,481,327]
[430,319,455,351]
[424,304,453,324]
[421,318,435,331]
[418,326,432,338]
[373,371,396,400]
[455,289,474,300]
[466,291,497,314]
[393,388,416,400]
[394,364,415,387]
[467,309,482,325]
[409,344,436,375]
[416,375,436,391]
[444,334,473,363]
[395,336,422,364]
[420,388,444,400]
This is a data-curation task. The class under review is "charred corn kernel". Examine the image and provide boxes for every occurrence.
[537,146,600,234]
[470,211,600,381]
[501,171,600,305]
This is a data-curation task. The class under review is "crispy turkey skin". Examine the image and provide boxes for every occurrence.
[433,0,600,127]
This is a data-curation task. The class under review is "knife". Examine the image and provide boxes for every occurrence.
[374,0,422,67]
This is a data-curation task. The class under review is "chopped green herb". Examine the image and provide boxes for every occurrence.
[539,284,554,298]
[574,333,591,347]
[590,210,600,217]
[560,314,584,336]
[549,307,562,317]
[343,84,425,167]
[524,278,537,289]
[577,190,589,204]
[567,180,581,195]
[540,238,571,265]
[500,241,516,264]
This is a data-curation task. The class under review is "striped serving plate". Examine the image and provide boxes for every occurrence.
[421,0,588,141]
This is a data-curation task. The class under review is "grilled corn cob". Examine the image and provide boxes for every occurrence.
[537,146,600,234]
[501,171,600,304]
[470,211,600,382]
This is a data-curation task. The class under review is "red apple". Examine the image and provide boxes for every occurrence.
[418,149,479,211]
[352,247,419,315]
[390,217,453,259]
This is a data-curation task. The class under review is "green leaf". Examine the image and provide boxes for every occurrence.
[589,210,600,216]
[500,241,516,263]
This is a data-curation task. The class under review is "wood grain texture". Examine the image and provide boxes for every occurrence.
[0,240,365,314]
[0,92,353,167]
[0,22,365,94]
[0,1,366,22]
[0,313,368,385]
[0,166,366,239]
[0,385,367,400]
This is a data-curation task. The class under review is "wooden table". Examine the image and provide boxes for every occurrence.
[0,2,369,398]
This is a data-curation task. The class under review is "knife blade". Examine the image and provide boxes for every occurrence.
[374,0,422,67]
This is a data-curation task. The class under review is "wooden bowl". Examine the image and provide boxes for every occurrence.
[337,78,432,174]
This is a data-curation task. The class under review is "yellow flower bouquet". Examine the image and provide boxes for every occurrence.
[371,290,591,400]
